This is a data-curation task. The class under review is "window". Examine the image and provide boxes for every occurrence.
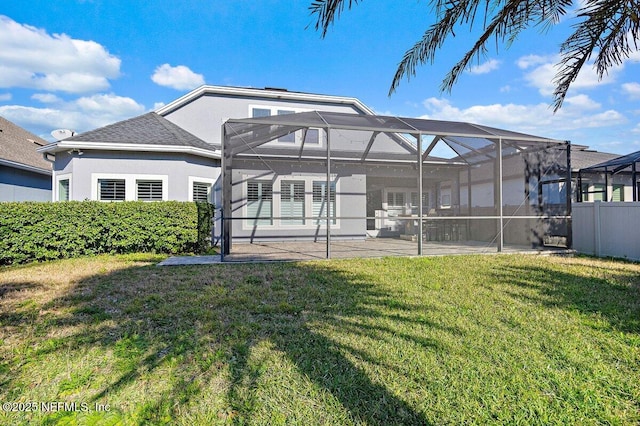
[249,106,322,146]
[410,192,429,214]
[277,110,295,142]
[580,183,590,201]
[612,184,624,202]
[386,191,405,217]
[99,179,125,201]
[192,181,212,203]
[313,181,336,224]
[304,128,320,144]
[541,181,566,205]
[252,108,270,118]
[281,181,305,225]
[441,193,451,208]
[592,183,605,201]
[136,180,163,201]
[58,179,70,201]
[247,181,273,225]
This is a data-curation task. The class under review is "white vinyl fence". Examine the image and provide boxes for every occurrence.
[572,202,640,261]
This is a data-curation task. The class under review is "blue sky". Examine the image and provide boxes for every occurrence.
[1,0,639,154]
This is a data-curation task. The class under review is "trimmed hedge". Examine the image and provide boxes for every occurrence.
[0,201,214,265]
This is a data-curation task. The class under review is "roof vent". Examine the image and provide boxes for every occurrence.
[264,87,288,92]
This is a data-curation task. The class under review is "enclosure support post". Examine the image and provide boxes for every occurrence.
[497,138,504,252]
[326,127,331,259]
[578,170,583,202]
[633,162,637,202]
[221,124,232,259]
[417,133,423,255]
[565,142,572,249]
[604,167,609,201]
[467,166,472,215]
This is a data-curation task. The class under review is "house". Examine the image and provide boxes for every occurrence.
[39,85,571,257]
[39,86,417,242]
[0,116,52,202]
[574,148,640,202]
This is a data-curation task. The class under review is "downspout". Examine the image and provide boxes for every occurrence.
[42,152,56,202]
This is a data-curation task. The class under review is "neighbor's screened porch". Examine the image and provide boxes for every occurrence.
[221,111,570,261]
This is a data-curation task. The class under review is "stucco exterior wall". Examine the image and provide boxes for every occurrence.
[163,93,412,155]
[54,150,220,202]
[0,165,51,201]
[229,159,367,241]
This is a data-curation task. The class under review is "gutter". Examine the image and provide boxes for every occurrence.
[0,158,52,176]
[155,85,375,117]
[37,141,221,160]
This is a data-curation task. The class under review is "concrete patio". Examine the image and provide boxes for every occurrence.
[222,238,571,262]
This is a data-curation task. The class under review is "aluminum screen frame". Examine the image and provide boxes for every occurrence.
[221,111,570,260]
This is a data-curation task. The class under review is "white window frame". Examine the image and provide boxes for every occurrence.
[280,180,306,226]
[383,188,410,217]
[91,173,168,201]
[411,191,430,215]
[241,174,340,230]
[135,179,164,202]
[188,176,216,203]
[312,180,337,225]
[245,179,275,227]
[55,173,72,202]
[248,105,324,147]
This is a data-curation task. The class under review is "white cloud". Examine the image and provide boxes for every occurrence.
[499,85,511,93]
[468,59,500,75]
[75,93,145,115]
[0,15,121,93]
[622,82,640,100]
[0,93,145,138]
[563,94,601,110]
[153,102,166,111]
[151,64,204,90]
[0,92,11,101]
[421,97,626,139]
[31,93,62,103]
[516,54,554,70]
[519,53,631,97]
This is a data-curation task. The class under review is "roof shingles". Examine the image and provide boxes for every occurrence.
[66,112,214,151]
[0,116,51,171]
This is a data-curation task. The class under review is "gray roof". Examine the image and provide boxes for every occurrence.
[571,148,620,171]
[0,116,51,172]
[66,112,213,151]
[580,149,640,172]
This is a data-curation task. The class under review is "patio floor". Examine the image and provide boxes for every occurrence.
[223,238,571,262]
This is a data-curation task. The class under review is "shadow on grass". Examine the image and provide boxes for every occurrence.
[490,259,640,334]
[1,258,433,425]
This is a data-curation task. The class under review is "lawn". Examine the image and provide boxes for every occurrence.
[0,253,638,425]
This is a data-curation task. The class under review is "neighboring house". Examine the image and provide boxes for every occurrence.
[574,148,640,202]
[0,116,52,202]
[516,145,629,206]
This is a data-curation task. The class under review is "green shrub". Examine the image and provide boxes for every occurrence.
[0,201,214,265]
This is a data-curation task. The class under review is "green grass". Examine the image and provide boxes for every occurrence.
[0,253,638,425]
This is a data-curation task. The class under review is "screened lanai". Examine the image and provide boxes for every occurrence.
[221,111,571,261]
[577,150,640,202]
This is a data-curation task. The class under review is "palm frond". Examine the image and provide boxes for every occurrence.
[309,0,361,37]
[553,0,640,110]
